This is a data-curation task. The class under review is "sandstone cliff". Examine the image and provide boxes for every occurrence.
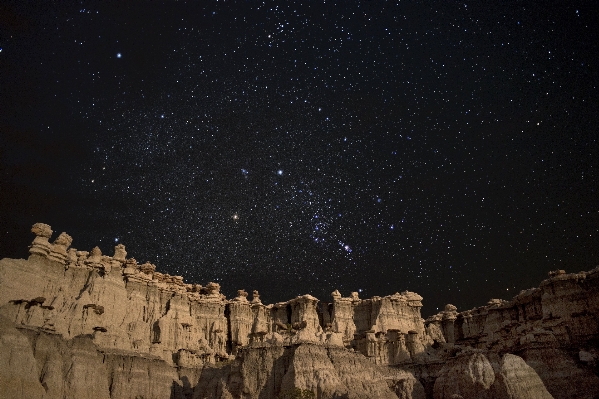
[0,223,597,398]
[425,268,599,398]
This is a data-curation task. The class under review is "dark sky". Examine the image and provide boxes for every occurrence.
[1,1,597,316]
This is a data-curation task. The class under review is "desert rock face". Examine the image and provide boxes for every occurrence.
[425,266,599,399]
[432,351,554,399]
[0,223,597,398]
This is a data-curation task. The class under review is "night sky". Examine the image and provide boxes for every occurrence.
[1,1,597,316]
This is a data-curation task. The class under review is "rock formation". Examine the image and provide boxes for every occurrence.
[0,223,597,398]
[424,267,599,398]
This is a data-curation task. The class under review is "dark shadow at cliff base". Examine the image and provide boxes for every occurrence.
[169,347,298,399]
[258,346,294,399]
[171,376,193,399]
[172,365,236,399]
[419,377,435,399]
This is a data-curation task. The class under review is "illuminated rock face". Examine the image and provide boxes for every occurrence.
[0,223,596,398]
[425,266,599,399]
[3,224,435,367]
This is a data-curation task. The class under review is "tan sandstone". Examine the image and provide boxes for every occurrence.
[0,223,597,398]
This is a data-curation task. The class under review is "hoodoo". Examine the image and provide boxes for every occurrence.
[0,223,597,398]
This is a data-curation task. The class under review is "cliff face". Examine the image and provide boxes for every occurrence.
[0,223,597,399]
[424,268,599,398]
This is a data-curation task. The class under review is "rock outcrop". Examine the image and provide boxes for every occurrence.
[0,223,597,398]
[432,351,553,399]
[425,266,599,398]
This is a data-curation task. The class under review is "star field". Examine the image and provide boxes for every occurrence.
[1,1,597,315]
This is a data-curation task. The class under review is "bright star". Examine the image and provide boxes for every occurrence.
[116,53,122,58]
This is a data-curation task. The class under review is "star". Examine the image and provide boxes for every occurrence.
[2,0,596,318]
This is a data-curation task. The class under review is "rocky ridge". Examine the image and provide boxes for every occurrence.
[0,223,597,399]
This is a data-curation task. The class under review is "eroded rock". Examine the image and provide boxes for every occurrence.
[0,223,597,399]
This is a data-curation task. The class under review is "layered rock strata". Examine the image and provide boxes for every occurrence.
[0,223,597,399]
[425,267,599,398]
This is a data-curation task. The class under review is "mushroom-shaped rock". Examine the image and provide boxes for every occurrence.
[31,223,52,238]
[331,289,342,301]
[251,290,262,304]
[190,284,202,293]
[442,304,459,322]
[54,232,73,247]
[233,289,249,302]
[140,262,156,275]
[29,223,53,256]
[444,304,458,312]
[403,291,421,299]
[47,232,73,264]
[113,243,127,262]
[206,282,221,297]
[87,246,102,264]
